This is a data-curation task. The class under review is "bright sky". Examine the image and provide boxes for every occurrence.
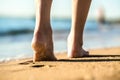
[0,0,120,19]
[0,0,35,18]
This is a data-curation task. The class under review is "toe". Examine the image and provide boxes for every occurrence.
[82,50,89,57]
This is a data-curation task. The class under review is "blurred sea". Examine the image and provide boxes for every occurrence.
[0,18,120,61]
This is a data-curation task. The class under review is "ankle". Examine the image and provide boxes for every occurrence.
[32,25,53,51]
[34,24,52,37]
[68,33,83,46]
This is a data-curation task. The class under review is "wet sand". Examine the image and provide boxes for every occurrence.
[0,47,120,80]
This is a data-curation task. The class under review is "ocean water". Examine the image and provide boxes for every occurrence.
[0,18,120,61]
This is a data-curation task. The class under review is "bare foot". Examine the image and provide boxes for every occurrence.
[67,34,89,58]
[31,26,57,62]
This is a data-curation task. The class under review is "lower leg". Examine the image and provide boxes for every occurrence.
[68,0,91,58]
[31,0,56,62]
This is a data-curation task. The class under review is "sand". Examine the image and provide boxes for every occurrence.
[0,47,120,80]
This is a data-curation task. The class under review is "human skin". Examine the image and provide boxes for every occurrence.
[31,0,91,62]
[31,0,56,62]
[68,0,91,58]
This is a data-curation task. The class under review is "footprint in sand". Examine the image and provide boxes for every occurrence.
[31,64,55,68]
[18,62,45,68]
[19,62,30,65]
[18,60,33,65]
[18,60,55,68]
[31,65,45,68]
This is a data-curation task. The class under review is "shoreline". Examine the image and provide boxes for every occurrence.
[0,47,120,63]
[0,47,120,80]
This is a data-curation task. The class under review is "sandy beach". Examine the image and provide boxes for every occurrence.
[0,47,120,80]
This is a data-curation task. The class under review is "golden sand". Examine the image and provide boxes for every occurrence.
[0,47,120,80]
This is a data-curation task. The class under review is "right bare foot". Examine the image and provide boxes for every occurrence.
[67,33,89,58]
[31,25,57,62]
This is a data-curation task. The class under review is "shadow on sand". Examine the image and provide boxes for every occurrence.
[58,55,120,62]
[18,55,120,66]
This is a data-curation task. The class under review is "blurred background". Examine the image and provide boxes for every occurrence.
[0,0,120,61]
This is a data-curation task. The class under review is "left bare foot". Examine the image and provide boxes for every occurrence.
[31,25,57,62]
